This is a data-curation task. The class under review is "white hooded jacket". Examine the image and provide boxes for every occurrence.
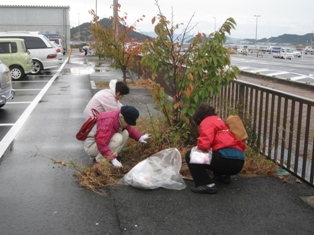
[83,79,123,118]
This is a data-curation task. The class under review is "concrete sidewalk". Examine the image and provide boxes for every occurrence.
[0,54,313,235]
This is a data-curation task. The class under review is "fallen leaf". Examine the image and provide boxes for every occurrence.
[295,179,302,184]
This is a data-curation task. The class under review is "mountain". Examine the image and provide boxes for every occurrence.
[70,18,151,42]
[71,18,314,46]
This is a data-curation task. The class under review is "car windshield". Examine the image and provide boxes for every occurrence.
[21,41,27,52]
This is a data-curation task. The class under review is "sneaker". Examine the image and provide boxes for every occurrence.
[191,183,217,194]
[117,155,123,161]
[214,175,231,184]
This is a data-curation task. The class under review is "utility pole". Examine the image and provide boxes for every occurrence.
[113,0,118,39]
[254,15,261,47]
[213,17,216,32]
[78,13,80,42]
[96,0,97,16]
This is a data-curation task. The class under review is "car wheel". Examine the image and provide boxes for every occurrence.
[31,60,43,75]
[0,104,5,108]
[9,65,25,80]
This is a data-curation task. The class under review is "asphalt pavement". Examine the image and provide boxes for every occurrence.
[0,52,314,235]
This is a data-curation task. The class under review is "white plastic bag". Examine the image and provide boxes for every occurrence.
[120,148,186,190]
[190,146,212,165]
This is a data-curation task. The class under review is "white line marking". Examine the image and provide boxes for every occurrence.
[254,69,269,73]
[267,71,289,76]
[0,124,14,126]
[12,81,48,83]
[5,102,32,104]
[14,89,41,91]
[0,59,68,158]
[290,75,308,81]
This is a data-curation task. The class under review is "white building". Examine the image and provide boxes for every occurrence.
[0,5,70,51]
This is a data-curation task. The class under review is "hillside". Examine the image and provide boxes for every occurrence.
[70,18,151,42]
[242,33,314,45]
[71,18,313,46]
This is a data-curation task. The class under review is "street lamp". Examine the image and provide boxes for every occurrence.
[254,15,261,47]
[95,0,97,16]
[213,17,216,32]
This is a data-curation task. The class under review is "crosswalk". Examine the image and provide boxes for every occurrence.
[231,56,314,86]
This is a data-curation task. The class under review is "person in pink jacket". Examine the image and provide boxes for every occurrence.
[83,79,129,119]
[185,104,246,194]
[84,106,150,168]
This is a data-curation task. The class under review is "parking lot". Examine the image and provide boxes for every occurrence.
[0,55,67,157]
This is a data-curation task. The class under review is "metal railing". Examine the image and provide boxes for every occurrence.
[213,80,314,185]
[130,57,314,186]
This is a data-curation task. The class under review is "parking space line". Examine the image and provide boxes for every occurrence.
[12,81,48,83]
[0,124,14,126]
[267,71,289,76]
[290,75,308,81]
[6,102,32,104]
[0,59,68,158]
[14,89,42,91]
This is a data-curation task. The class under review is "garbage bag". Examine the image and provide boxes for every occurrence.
[120,148,186,190]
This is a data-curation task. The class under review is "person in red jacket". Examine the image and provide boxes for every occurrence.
[185,104,246,194]
[84,106,150,168]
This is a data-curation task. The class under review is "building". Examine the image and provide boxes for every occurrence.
[0,5,70,51]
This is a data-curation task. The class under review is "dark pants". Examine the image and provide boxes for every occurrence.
[185,150,244,187]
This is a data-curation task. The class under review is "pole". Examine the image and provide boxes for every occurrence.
[254,15,261,48]
[213,17,216,31]
[113,0,118,39]
[96,0,97,16]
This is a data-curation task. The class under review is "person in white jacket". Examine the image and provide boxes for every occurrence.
[83,79,130,119]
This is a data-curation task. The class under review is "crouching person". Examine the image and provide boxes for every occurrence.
[84,106,150,168]
[185,104,246,194]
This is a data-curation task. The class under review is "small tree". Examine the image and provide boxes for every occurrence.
[89,6,144,83]
[141,0,239,141]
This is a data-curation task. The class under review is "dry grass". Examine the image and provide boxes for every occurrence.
[63,80,280,193]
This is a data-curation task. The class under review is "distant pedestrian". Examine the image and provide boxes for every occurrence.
[82,45,89,55]
[83,79,129,119]
[84,106,150,167]
[185,104,246,194]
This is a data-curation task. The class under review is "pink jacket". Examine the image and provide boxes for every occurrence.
[95,110,142,160]
[197,116,246,152]
[84,80,123,117]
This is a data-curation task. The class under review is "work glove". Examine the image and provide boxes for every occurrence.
[139,134,151,143]
[111,158,123,168]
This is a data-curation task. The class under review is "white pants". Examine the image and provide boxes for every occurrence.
[84,130,129,162]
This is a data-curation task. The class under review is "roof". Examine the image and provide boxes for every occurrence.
[0,5,70,9]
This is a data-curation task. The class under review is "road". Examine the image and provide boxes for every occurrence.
[231,53,314,85]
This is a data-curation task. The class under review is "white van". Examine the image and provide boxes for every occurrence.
[273,47,294,60]
[0,32,59,74]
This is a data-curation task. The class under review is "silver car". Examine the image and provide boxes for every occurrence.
[0,61,15,108]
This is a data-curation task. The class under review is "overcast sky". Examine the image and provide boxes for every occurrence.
[6,0,314,39]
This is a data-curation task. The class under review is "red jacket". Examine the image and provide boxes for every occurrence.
[95,110,142,159]
[197,116,246,152]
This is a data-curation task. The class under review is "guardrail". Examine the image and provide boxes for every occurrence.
[130,56,314,186]
[213,80,314,185]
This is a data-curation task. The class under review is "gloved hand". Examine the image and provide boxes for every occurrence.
[111,158,123,168]
[139,134,150,143]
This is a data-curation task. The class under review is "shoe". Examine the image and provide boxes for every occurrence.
[214,175,231,184]
[116,155,123,161]
[191,183,217,194]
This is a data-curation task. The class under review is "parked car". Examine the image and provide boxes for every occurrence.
[272,47,294,60]
[0,32,59,74]
[293,50,301,58]
[49,37,66,55]
[304,46,314,55]
[0,61,15,108]
[50,41,63,63]
[0,38,33,80]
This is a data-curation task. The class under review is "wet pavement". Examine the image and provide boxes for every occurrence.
[0,52,314,235]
